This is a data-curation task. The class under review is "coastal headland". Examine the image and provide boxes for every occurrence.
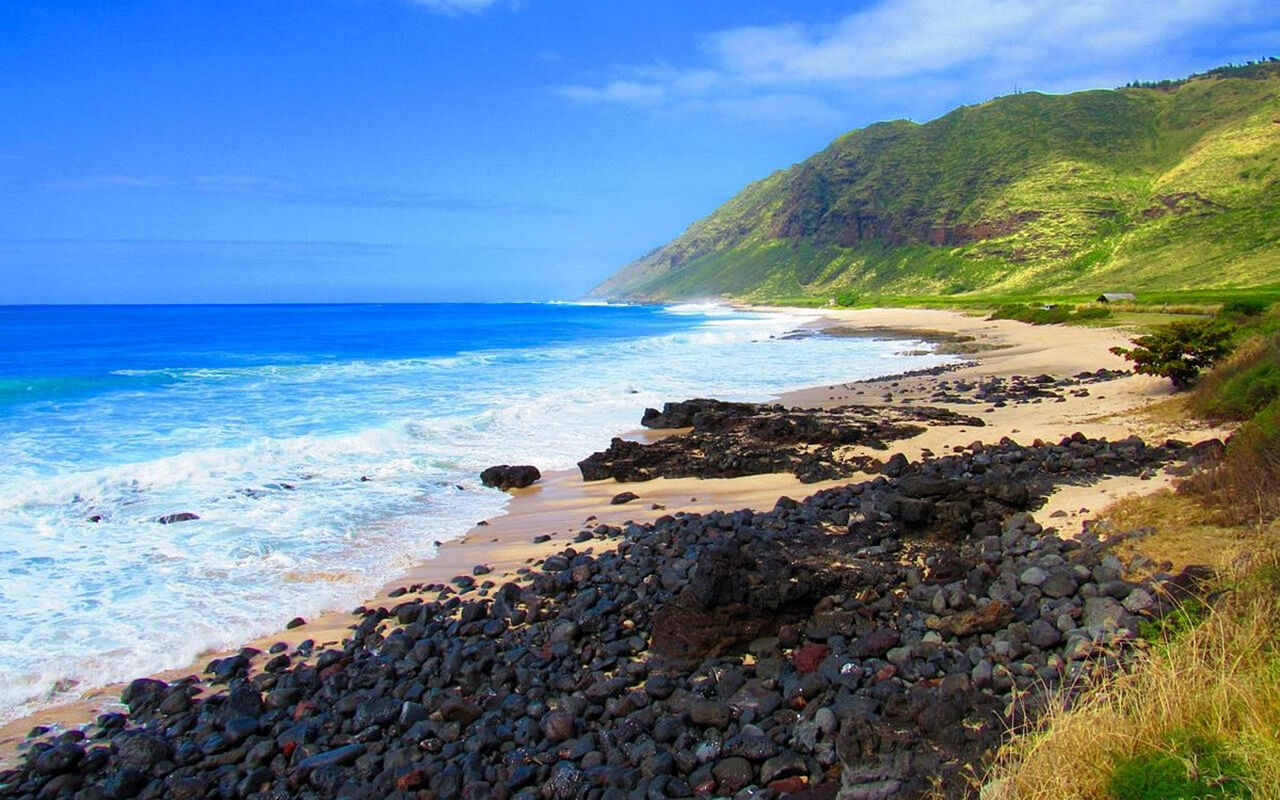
[0,308,1231,799]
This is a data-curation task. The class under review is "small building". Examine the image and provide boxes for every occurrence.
[1096,292,1136,303]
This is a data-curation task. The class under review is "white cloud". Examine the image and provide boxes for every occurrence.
[555,81,666,105]
[405,0,505,16]
[190,174,293,196]
[704,0,1255,84]
[44,175,174,190]
[552,0,1277,123]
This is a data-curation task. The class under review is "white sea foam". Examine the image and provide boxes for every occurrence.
[0,307,950,722]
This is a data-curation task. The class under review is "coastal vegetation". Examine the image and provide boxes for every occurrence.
[592,62,1280,304]
[1109,319,1233,387]
[989,304,1112,326]
[988,303,1280,799]
[5,303,1277,799]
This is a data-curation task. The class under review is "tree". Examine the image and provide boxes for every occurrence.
[1110,320,1233,388]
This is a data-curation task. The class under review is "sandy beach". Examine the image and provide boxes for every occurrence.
[0,307,1231,778]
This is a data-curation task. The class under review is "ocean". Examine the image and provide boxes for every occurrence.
[0,302,950,722]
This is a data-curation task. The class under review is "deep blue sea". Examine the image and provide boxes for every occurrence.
[0,302,949,720]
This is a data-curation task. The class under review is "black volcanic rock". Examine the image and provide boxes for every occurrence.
[8,421,1215,800]
[580,399,983,483]
[157,512,199,524]
[479,464,541,491]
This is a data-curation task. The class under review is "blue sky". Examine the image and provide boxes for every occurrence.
[1,0,1276,303]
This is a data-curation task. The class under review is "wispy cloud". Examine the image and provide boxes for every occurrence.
[44,174,566,214]
[553,0,1278,123]
[555,80,667,105]
[404,0,509,16]
[46,174,174,190]
[0,238,400,259]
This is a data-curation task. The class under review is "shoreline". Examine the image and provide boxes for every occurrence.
[0,306,1230,766]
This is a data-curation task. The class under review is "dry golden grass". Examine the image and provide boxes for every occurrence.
[981,521,1280,800]
[1179,417,1280,527]
[1098,490,1249,573]
[1133,393,1192,426]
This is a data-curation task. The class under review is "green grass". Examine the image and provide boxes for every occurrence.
[1208,361,1280,418]
[984,536,1280,800]
[594,62,1280,304]
[1108,735,1251,800]
[1189,307,1280,419]
[988,303,1113,325]
[1138,597,1210,642]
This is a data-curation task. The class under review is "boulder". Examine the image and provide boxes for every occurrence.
[479,464,541,491]
[157,512,199,524]
[928,601,1014,637]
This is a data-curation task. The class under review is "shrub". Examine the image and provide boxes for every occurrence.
[1110,320,1234,388]
[1220,298,1272,317]
[1190,335,1280,420]
[1072,306,1112,321]
[835,290,860,307]
[1107,736,1250,800]
[990,304,1070,325]
[990,304,1111,325]
[1214,363,1280,418]
[1180,399,1280,524]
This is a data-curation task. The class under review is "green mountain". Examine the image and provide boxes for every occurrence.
[591,62,1280,302]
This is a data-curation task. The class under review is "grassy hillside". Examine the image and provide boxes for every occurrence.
[592,62,1280,302]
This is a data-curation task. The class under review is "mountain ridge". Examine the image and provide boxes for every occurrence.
[592,61,1280,302]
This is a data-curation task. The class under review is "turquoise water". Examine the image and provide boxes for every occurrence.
[0,302,949,720]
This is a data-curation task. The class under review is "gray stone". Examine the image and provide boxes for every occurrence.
[1040,569,1079,599]
[971,659,993,689]
[115,734,172,771]
[1123,588,1155,614]
[1018,566,1048,586]
[1028,618,1062,649]
[760,751,805,784]
[543,761,584,800]
[725,734,777,761]
[689,700,732,729]
[294,744,365,771]
[540,710,576,743]
[886,646,913,668]
[814,706,838,735]
[1083,597,1126,631]
[712,757,754,793]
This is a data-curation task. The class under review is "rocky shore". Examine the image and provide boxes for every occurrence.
[1,404,1218,800]
[578,399,985,484]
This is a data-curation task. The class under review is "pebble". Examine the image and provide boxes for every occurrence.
[5,419,1204,800]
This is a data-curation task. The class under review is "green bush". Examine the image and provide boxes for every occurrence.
[989,303,1111,325]
[1108,736,1250,800]
[1111,320,1234,388]
[835,290,860,307]
[990,304,1070,325]
[1220,298,1272,317]
[1137,596,1210,643]
[1072,306,1112,321]
[1191,335,1280,420]
[1213,362,1280,419]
